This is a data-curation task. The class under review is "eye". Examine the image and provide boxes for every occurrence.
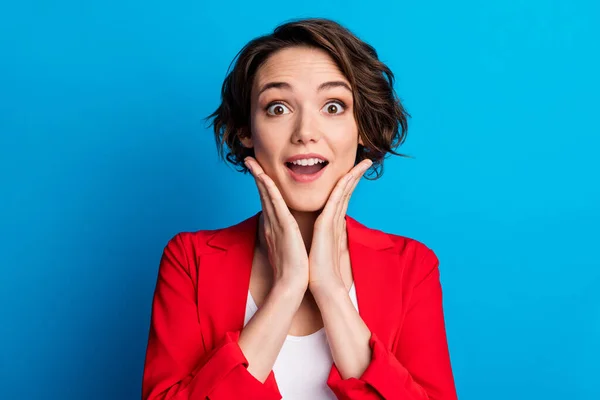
[321,100,346,115]
[266,102,291,116]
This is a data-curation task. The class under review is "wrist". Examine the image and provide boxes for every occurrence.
[309,280,347,303]
[271,279,307,303]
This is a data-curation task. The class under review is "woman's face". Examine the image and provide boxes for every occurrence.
[243,46,362,212]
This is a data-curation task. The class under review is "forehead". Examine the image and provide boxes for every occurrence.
[253,46,349,90]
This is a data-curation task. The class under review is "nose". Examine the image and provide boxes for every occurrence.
[290,108,321,144]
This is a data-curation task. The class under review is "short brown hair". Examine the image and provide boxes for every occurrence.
[206,18,412,179]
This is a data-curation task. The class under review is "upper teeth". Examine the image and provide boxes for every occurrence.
[290,158,326,166]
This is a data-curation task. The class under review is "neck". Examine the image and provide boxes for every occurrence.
[257,208,349,255]
[290,209,321,251]
[257,209,320,254]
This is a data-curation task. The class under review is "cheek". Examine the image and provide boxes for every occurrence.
[249,123,287,174]
[250,117,274,151]
[253,129,283,154]
[329,122,359,162]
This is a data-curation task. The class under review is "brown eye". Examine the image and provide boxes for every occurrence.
[321,101,345,115]
[266,103,290,116]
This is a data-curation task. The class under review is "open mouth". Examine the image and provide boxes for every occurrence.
[284,159,329,183]
[284,160,329,175]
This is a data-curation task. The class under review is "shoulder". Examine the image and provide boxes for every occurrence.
[156,225,238,283]
[349,216,437,261]
[350,216,440,286]
[387,230,440,286]
[161,213,259,263]
[387,231,439,267]
[163,228,220,254]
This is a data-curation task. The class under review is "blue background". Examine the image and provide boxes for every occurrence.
[1,1,599,399]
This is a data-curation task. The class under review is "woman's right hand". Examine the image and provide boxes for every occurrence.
[244,156,309,294]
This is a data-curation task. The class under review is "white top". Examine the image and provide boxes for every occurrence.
[243,283,359,400]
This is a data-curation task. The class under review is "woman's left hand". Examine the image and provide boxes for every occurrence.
[308,159,373,294]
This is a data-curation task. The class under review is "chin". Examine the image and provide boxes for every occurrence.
[283,191,329,213]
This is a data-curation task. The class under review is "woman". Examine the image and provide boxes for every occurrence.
[142,18,458,400]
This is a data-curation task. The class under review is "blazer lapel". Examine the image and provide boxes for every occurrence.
[196,212,401,353]
[345,215,401,347]
[196,212,259,349]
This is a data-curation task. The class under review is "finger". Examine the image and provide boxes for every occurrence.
[245,157,277,225]
[258,172,295,226]
[321,170,354,221]
[337,159,373,221]
[245,156,266,176]
[334,174,356,222]
[344,159,372,200]
[248,164,278,241]
[245,157,292,226]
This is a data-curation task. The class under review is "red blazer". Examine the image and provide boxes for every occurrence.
[142,212,458,400]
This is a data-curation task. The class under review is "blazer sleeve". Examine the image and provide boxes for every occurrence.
[327,246,458,400]
[141,233,282,400]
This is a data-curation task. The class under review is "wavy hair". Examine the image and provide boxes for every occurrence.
[205,18,412,179]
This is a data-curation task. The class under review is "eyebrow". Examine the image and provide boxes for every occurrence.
[257,80,352,97]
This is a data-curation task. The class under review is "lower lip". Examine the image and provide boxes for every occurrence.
[285,163,328,183]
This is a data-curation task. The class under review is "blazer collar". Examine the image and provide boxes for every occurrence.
[200,211,399,347]
[206,211,395,252]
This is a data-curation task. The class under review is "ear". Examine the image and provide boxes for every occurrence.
[238,129,253,148]
[358,134,364,146]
